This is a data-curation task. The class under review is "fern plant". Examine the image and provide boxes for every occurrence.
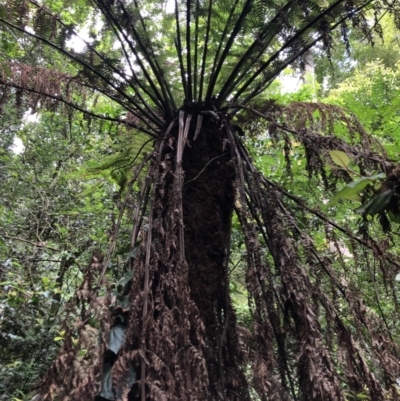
[1,0,400,400]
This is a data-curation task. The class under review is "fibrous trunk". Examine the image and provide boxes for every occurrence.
[120,111,248,401]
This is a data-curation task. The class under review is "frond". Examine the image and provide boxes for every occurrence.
[2,0,397,115]
[235,102,390,178]
[0,62,158,136]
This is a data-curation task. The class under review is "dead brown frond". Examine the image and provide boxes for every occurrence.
[0,62,85,112]
[40,250,111,401]
[235,102,393,189]
[0,62,157,134]
[226,116,400,399]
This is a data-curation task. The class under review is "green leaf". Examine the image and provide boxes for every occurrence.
[356,190,393,215]
[116,270,134,288]
[99,362,136,400]
[42,277,50,288]
[345,193,362,202]
[0,5,6,19]
[369,172,386,180]
[329,177,372,205]
[356,393,369,399]
[325,164,343,171]
[99,363,114,400]
[329,187,352,206]
[388,211,400,224]
[109,324,125,354]
[347,177,373,189]
[0,280,16,286]
[329,150,350,169]
[78,349,87,358]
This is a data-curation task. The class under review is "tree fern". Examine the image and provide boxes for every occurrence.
[1,0,400,400]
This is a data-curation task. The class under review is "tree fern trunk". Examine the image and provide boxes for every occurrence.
[182,117,245,399]
[124,113,249,401]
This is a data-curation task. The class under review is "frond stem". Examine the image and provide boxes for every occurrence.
[175,0,188,100]
[232,0,374,104]
[205,0,253,102]
[95,0,171,116]
[186,0,193,101]
[198,0,213,102]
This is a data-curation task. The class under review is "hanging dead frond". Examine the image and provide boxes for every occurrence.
[227,119,400,400]
[234,102,393,186]
[40,249,111,401]
[0,62,84,112]
[0,62,157,135]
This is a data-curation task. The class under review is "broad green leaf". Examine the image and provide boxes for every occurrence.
[99,363,114,400]
[325,164,343,171]
[329,187,354,205]
[109,324,126,354]
[345,193,362,202]
[99,362,136,400]
[116,270,134,288]
[356,190,393,214]
[356,393,369,399]
[329,150,350,168]
[347,177,373,189]
[329,178,372,205]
